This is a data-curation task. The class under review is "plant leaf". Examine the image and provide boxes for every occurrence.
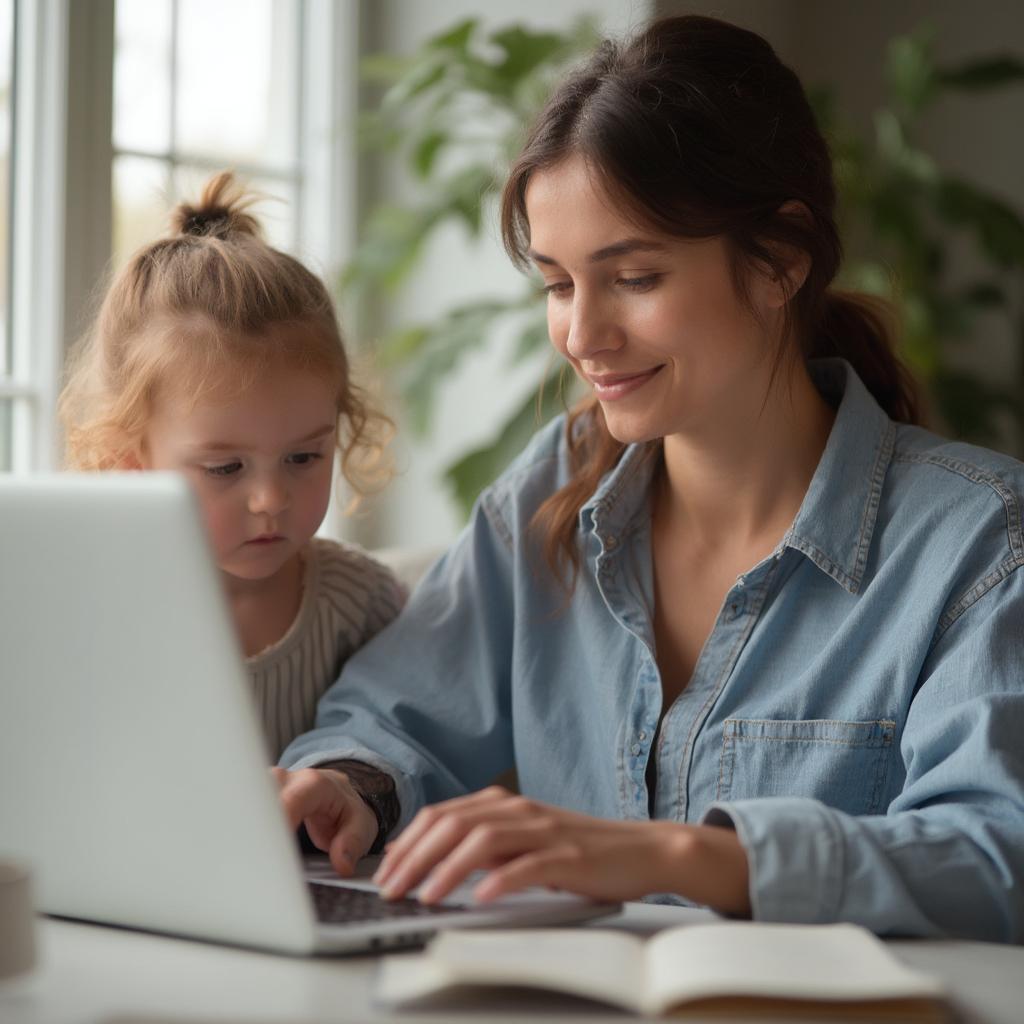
[935,178,1024,267]
[386,299,532,431]
[444,366,569,515]
[342,203,441,292]
[413,130,448,179]
[960,281,1007,308]
[929,369,1019,443]
[886,28,938,116]
[873,110,937,182]
[427,18,477,54]
[510,311,551,362]
[359,53,414,82]
[380,57,448,112]
[936,56,1024,91]
[489,25,568,85]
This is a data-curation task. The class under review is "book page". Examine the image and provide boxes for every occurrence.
[645,922,945,1013]
[425,928,646,1011]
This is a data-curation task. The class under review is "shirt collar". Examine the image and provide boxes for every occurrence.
[784,358,896,593]
[580,435,658,537]
[580,358,896,594]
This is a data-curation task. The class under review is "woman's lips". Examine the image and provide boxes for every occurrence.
[247,535,284,545]
[586,366,664,400]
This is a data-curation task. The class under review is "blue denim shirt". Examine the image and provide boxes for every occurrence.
[283,359,1024,942]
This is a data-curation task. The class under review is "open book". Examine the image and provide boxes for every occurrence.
[378,921,949,1019]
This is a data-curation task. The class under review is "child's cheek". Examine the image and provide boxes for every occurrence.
[193,488,242,561]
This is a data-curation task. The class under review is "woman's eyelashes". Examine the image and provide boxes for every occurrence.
[617,273,662,292]
[541,273,663,297]
[201,451,325,478]
[541,280,572,297]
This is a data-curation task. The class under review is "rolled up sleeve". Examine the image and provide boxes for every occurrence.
[281,488,517,835]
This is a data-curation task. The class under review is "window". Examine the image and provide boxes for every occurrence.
[2,0,68,474]
[112,0,303,264]
[0,0,358,476]
[0,0,16,470]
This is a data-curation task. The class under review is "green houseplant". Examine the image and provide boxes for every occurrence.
[823,27,1024,447]
[347,19,1024,518]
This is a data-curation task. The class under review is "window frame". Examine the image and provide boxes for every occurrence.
[1,0,361,475]
[1,0,72,472]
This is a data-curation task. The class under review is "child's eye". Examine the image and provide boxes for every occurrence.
[617,274,661,292]
[286,452,324,467]
[203,461,243,478]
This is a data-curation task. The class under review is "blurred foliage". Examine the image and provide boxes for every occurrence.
[820,25,1024,448]
[344,17,595,514]
[346,18,1024,518]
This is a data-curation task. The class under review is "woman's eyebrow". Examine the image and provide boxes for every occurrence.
[529,238,670,266]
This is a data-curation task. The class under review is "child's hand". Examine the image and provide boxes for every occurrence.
[271,766,379,877]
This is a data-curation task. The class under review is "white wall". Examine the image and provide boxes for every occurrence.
[349,0,652,552]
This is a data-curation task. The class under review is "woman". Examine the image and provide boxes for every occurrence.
[275,15,1024,941]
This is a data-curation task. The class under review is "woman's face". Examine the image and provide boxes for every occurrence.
[525,156,784,446]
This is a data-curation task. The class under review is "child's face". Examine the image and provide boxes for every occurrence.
[141,365,338,584]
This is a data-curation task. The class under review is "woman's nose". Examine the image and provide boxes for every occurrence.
[564,292,623,362]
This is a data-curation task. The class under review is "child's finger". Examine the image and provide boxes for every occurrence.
[277,769,335,833]
[327,797,379,875]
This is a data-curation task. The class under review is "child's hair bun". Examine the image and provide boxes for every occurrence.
[170,170,263,241]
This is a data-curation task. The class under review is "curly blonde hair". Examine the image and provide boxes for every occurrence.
[59,171,392,502]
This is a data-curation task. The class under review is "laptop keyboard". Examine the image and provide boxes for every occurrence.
[309,882,468,924]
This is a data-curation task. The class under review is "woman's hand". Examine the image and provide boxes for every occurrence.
[271,766,379,877]
[371,785,750,915]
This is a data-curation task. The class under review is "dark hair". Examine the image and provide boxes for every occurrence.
[500,14,922,586]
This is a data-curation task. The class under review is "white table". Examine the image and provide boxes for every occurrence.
[2,903,1021,1023]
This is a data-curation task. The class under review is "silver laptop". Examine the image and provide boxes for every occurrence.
[0,474,618,955]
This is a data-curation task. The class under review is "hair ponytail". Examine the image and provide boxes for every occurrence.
[170,171,262,241]
[811,290,922,425]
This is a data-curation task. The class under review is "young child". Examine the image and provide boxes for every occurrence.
[59,172,406,760]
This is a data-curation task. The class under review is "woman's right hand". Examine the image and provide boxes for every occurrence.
[271,766,379,876]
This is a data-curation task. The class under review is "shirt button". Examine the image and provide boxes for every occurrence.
[604,535,618,550]
[638,731,647,741]
[631,744,641,756]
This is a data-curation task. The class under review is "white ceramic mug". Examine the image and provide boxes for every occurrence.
[0,860,36,981]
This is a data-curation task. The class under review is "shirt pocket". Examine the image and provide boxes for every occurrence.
[716,718,896,816]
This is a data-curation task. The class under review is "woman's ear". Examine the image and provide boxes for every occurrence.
[758,200,812,309]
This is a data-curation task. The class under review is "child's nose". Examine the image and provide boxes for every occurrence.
[248,477,289,518]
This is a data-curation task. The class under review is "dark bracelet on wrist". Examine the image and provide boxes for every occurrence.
[318,759,400,856]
